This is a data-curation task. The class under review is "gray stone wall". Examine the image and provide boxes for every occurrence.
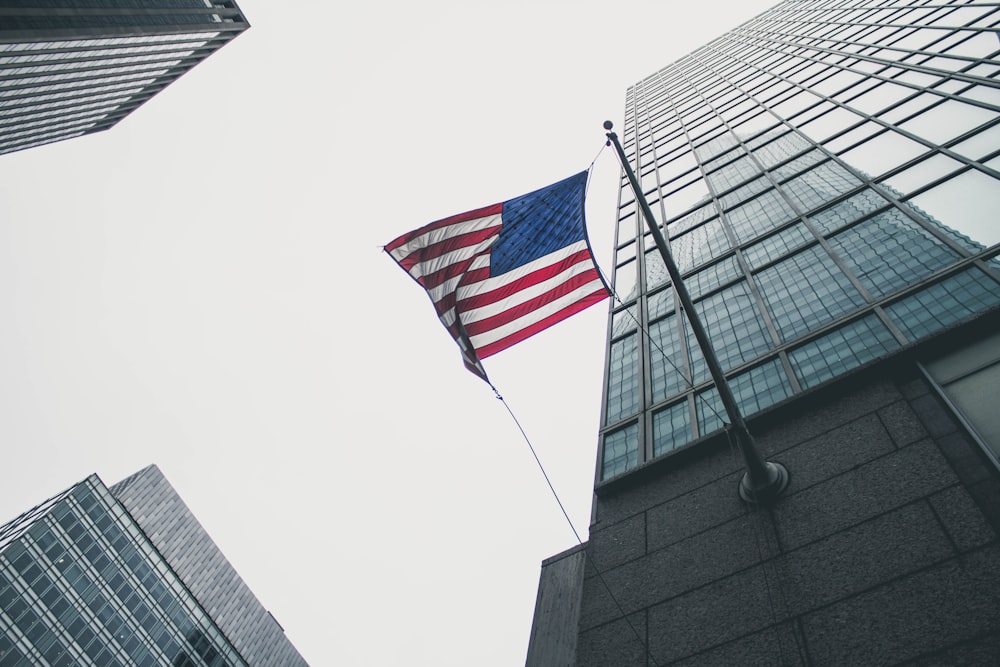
[559,363,1000,665]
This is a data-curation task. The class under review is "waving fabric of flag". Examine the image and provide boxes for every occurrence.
[385,171,609,380]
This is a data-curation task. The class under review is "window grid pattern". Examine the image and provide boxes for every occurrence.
[0,478,247,667]
[0,6,248,155]
[605,333,640,425]
[827,209,960,297]
[886,266,1000,341]
[599,0,1000,480]
[653,401,693,457]
[696,357,793,436]
[788,315,901,389]
[601,423,640,480]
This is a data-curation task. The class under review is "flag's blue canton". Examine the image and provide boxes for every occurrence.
[490,171,588,277]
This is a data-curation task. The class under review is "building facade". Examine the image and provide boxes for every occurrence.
[0,1,249,156]
[0,465,307,666]
[528,0,1000,664]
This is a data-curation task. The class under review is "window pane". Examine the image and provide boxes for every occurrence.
[650,314,688,403]
[687,281,774,384]
[696,358,793,437]
[602,422,639,480]
[905,168,1000,249]
[744,224,814,269]
[653,401,693,456]
[672,218,732,273]
[606,334,640,424]
[783,161,863,213]
[886,268,1000,341]
[789,315,900,389]
[827,209,960,297]
[755,245,866,341]
[726,190,798,244]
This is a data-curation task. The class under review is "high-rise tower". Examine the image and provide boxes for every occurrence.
[528,1,1000,664]
[0,1,249,156]
[0,465,307,666]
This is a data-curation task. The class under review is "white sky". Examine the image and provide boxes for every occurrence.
[0,1,778,664]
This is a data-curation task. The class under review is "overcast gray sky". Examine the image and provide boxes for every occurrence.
[0,1,778,664]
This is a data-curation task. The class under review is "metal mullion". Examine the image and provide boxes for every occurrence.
[597,81,643,475]
[0,69,179,101]
[640,69,702,445]
[736,25,1000,88]
[0,110,108,139]
[0,49,211,77]
[0,84,156,115]
[0,97,131,128]
[756,24,999,70]
[0,35,229,59]
[0,39,219,64]
[707,30,1000,191]
[689,43,886,338]
[0,60,198,91]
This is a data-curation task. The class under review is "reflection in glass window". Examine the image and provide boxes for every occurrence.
[602,422,639,479]
[726,189,798,244]
[696,357,793,436]
[687,281,773,384]
[653,401,692,456]
[886,268,1000,341]
[611,305,638,339]
[772,148,827,181]
[827,209,959,297]
[667,204,717,237]
[905,168,1000,249]
[645,249,669,290]
[782,161,862,215]
[647,287,675,321]
[756,245,866,341]
[898,98,996,145]
[789,315,900,389]
[686,256,743,299]
[706,154,760,192]
[810,189,890,234]
[838,129,928,179]
[606,334,639,425]
[650,315,688,403]
[672,218,732,273]
[613,260,638,302]
[880,153,964,196]
[744,224,813,269]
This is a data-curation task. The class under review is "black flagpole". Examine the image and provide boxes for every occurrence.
[604,121,789,504]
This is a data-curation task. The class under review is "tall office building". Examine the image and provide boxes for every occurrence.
[0,465,307,666]
[0,1,249,156]
[528,0,1000,664]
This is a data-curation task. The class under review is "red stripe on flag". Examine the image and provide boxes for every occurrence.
[456,249,596,311]
[396,224,501,272]
[461,269,605,337]
[476,288,609,359]
[418,258,478,290]
[385,203,503,253]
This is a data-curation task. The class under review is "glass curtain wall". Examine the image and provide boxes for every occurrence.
[0,1,248,155]
[0,475,246,667]
[600,0,1000,481]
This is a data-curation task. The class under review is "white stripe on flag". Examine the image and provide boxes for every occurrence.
[388,214,501,265]
[467,277,604,350]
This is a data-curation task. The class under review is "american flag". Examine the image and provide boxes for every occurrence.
[385,171,609,380]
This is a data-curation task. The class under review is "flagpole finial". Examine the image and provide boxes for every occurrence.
[603,120,614,130]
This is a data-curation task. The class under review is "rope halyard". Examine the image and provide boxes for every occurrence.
[490,383,661,666]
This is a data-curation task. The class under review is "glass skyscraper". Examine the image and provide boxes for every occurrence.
[600,0,1000,482]
[0,1,249,155]
[0,466,307,666]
